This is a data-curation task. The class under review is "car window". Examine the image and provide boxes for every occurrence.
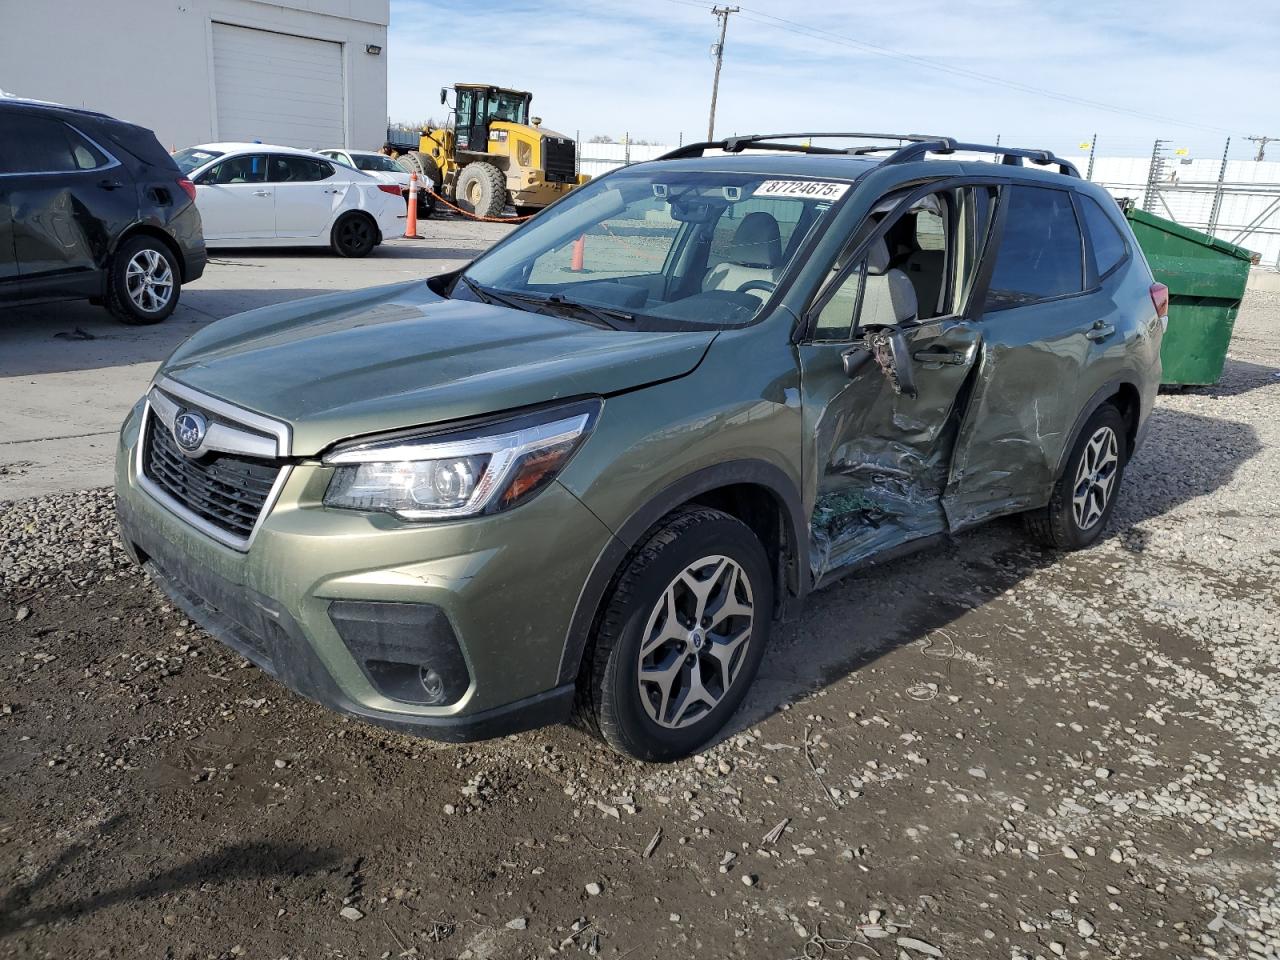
[813,188,988,341]
[268,156,334,183]
[353,154,402,173]
[205,154,267,184]
[984,185,1084,309]
[0,115,110,174]
[174,147,224,175]
[708,198,803,269]
[1078,193,1128,277]
[466,169,848,330]
[527,194,682,285]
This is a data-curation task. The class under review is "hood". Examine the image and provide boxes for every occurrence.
[161,280,715,456]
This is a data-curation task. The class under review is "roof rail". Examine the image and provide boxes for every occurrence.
[656,132,944,161]
[883,139,1081,177]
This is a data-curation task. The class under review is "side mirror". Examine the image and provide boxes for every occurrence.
[440,87,448,105]
[865,326,918,399]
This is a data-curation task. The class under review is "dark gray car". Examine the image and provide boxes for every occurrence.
[0,98,206,323]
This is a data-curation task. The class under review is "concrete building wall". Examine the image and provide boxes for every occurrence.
[0,0,389,151]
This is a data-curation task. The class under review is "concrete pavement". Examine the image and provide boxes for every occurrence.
[0,220,511,501]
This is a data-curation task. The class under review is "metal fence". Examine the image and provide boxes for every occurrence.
[384,127,1280,265]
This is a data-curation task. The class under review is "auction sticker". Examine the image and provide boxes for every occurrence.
[752,180,850,200]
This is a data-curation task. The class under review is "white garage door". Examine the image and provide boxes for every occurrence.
[212,22,345,148]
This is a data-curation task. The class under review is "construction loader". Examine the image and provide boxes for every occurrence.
[398,83,589,218]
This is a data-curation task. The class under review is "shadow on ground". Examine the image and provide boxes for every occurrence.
[0,811,338,937]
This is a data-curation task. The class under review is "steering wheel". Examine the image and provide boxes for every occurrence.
[735,279,777,296]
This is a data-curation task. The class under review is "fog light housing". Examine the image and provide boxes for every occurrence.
[328,601,470,706]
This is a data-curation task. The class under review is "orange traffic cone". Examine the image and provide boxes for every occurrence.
[404,173,421,239]
[570,234,585,272]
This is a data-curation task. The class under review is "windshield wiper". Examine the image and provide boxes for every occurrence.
[458,277,632,330]
[457,275,533,313]
[541,294,636,329]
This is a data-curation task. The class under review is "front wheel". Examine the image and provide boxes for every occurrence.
[583,507,773,761]
[330,212,377,258]
[1025,404,1128,550]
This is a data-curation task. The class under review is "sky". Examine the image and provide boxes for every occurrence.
[386,0,1280,161]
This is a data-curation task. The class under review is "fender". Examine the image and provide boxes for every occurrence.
[555,459,808,686]
[1055,374,1145,478]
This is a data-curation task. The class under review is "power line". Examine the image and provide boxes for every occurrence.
[662,0,1238,136]
[708,6,739,140]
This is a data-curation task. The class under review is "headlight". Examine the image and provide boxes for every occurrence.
[322,400,599,520]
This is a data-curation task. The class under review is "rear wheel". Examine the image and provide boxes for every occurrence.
[582,507,773,761]
[330,212,377,258]
[456,162,507,218]
[1025,404,1128,550]
[106,236,180,325]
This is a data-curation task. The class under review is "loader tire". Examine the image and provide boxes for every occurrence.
[456,162,507,218]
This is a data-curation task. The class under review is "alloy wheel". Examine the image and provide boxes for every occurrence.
[636,555,754,729]
[339,217,372,252]
[1072,426,1119,530]
[125,248,174,313]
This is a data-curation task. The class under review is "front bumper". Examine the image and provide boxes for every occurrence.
[114,399,618,741]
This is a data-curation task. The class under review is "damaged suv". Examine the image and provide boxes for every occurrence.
[115,133,1166,760]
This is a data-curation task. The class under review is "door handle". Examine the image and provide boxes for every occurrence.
[252,190,272,197]
[1085,321,1116,342]
[97,178,125,190]
[912,347,967,365]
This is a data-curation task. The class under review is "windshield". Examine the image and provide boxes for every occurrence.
[353,153,402,172]
[460,168,849,330]
[173,147,223,174]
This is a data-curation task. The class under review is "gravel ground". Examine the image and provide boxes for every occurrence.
[2,291,1278,959]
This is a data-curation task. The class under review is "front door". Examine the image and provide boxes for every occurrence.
[195,153,274,241]
[799,183,995,584]
[941,183,1101,529]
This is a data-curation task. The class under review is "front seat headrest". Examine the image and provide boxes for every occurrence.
[865,237,893,275]
[727,212,782,269]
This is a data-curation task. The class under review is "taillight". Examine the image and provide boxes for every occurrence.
[1150,282,1169,319]
[177,177,197,201]
[377,184,403,197]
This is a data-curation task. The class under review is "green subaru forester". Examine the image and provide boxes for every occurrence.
[116,133,1165,760]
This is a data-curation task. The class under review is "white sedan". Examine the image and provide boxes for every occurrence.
[318,148,435,218]
[173,143,405,257]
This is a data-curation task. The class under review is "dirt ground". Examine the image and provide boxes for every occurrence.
[2,292,1279,960]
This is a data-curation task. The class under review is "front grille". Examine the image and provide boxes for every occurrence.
[542,136,576,183]
[143,413,281,541]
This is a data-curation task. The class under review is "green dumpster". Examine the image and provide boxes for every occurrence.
[1122,204,1255,386]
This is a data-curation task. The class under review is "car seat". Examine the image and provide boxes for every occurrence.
[704,212,782,300]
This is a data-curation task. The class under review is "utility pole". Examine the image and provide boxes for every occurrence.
[1247,135,1277,161]
[707,5,739,141]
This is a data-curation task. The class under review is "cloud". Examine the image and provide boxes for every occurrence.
[387,0,1279,158]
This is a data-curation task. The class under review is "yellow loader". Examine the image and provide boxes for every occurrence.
[399,83,589,218]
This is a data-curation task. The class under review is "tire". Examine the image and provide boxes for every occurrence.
[582,507,774,761]
[105,236,180,325]
[1024,403,1128,550]
[330,212,378,258]
[455,162,507,218]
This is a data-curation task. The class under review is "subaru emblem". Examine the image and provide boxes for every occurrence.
[173,410,208,453]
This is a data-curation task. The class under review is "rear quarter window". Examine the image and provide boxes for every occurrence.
[1078,193,1129,277]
